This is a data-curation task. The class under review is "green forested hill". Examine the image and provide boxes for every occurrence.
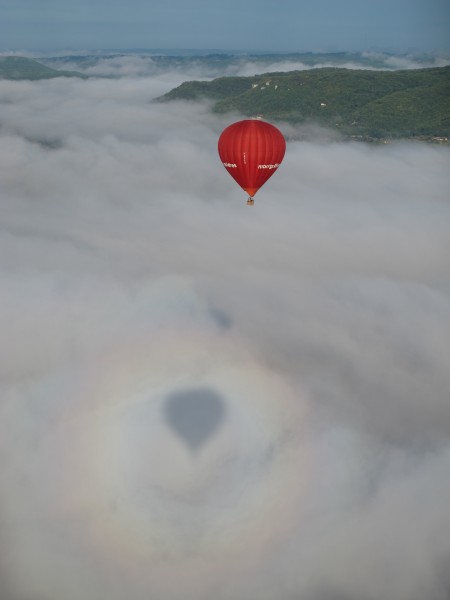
[0,56,86,80]
[158,67,450,140]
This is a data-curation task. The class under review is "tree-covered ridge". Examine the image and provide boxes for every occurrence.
[158,66,450,140]
[0,56,86,80]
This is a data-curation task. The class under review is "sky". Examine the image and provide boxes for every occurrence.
[1,57,450,600]
[0,0,449,52]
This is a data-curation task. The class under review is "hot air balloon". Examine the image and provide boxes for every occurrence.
[218,119,286,205]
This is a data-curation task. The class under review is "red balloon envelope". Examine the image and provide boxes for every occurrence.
[218,119,286,202]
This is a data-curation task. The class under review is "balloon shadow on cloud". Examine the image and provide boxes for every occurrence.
[163,388,227,454]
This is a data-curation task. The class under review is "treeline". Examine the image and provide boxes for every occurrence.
[0,56,86,80]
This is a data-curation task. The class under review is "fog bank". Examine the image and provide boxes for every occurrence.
[1,69,450,600]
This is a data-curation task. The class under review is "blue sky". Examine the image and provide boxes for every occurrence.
[0,0,449,53]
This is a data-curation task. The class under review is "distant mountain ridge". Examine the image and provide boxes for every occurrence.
[0,56,86,80]
[41,50,450,74]
[158,66,450,141]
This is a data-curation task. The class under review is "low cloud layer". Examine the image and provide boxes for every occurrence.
[1,64,450,600]
[9,50,449,80]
